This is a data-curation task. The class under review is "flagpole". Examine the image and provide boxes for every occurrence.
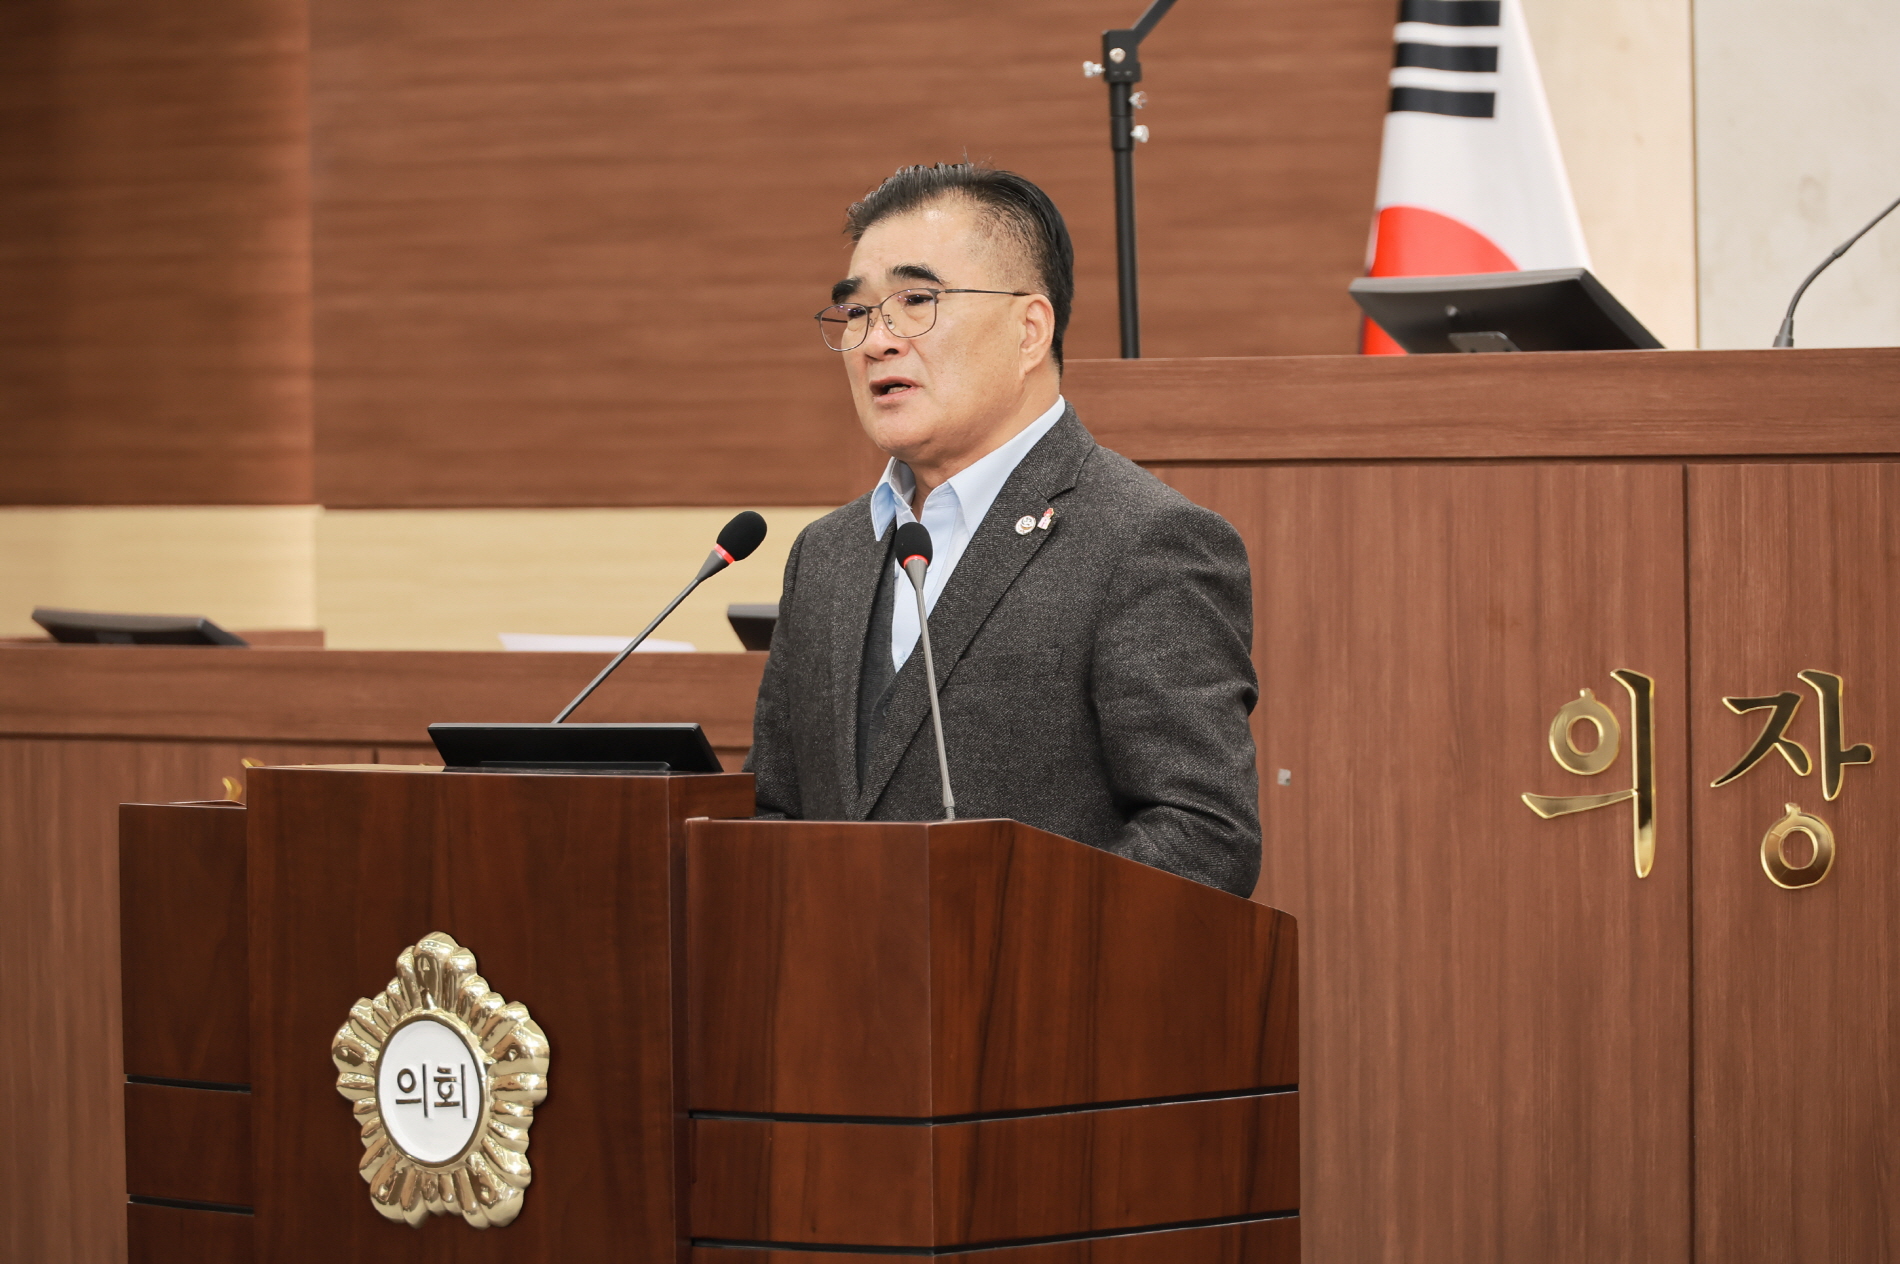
[1087,0,1176,359]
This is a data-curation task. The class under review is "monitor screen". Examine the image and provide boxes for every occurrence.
[427,722,724,774]
[32,606,248,646]
[1349,268,1662,354]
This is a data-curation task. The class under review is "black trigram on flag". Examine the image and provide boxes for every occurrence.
[1390,0,1499,119]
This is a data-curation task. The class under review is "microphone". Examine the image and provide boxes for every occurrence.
[894,521,956,821]
[1773,191,1900,347]
[552,510,768,723]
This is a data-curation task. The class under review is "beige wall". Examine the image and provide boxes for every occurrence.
[1693,0,1900,350]
[1499,0,1897,354]
[0,507,319,636]
[314,508,829,652]
[0,506,829,651]
[1521,0,1700,350]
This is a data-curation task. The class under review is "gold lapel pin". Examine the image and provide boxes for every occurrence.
[1037,508,1055,530]
[1014,514,1036,535]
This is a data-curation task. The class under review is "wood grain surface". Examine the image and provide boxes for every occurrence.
[1068,347,1900,465]
[0,739,366,1264]
[686,1216,1298,1264]
[1161,463,1695,1264]
[688,819,1295,1118]
[0,645,764,748]
[308,0,1393,508]
[245,765,752,1261]
[124,1082,253,1206]
[120,804,251,1083]
[1687,463,1900,1263]
[0,647,756,1262]
[126,1203,253,1264]
[691,1092,1297,1248]
[0,0,312,506]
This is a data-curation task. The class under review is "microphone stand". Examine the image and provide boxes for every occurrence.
[1773,191,1900,348]
[902,556,956,821]
[551,549,727,723]
[1086,0,1178,359]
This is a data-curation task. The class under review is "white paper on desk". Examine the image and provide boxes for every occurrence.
[498,633,695,653]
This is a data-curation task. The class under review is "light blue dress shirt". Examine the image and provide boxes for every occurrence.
[868,396,1066,671]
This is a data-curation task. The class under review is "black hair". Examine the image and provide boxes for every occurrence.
[845,163,1075,369]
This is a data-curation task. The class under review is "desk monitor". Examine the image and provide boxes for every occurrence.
[32,606,248,646]
[1349,267,1662,354]
[726,602,778,651]
[427,722,723,773]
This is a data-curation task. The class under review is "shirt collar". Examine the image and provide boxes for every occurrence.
[869,395,1066,539]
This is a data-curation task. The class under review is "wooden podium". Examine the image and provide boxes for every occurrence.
[119,765,1298,1262]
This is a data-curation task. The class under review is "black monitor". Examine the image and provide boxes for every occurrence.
[32,606,248,646]
[1348,267,1661,354]
[727,602,778,652]
[426,722,724,774]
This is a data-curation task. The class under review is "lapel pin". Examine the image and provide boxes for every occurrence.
[1037,507,1055,530]
[1014,514,1036,535]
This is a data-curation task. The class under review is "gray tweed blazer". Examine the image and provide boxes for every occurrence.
[746,407,1261,898]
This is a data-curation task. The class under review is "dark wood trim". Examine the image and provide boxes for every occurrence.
[125,1082,253,1207]
[684,1215,1299,1263]
[127,1201,254,1264]
[0,646,765,749]
[689,1092,1298,1248]
[1066,348,1900,464]
[120,804,250,1083]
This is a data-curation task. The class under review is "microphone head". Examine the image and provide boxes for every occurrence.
[894,521,933,569]
[716,511,768,563]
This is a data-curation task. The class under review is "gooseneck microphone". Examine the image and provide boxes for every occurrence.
[894,521,956,821]
[552,510,768,723]
[1773,191,1900,347]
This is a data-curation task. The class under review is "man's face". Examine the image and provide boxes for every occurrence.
[833,198,1051,472]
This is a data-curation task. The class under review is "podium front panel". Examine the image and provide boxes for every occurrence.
[686,817,1298,1257]
[687,818,1297,1117]
[244,765,751,1261]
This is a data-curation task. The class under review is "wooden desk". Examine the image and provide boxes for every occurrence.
[0,646,762,1263]
[1069,346,1900,1264]
[12,346,1900,1262]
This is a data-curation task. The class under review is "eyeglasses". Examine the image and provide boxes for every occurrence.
[814,287,1033,351]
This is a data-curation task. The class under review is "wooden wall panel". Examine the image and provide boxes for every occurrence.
[0,739,366,1264]
[309,0,1392,507]
[0,0,312,505]
[1688,463,1900,1264]
[1162,463,1694,1264]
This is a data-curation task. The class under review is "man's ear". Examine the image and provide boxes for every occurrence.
[1019,293,1057,370]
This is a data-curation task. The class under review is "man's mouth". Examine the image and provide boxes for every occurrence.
[871,377,919,399]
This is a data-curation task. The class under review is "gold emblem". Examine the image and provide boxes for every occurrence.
[331,932,550,1228]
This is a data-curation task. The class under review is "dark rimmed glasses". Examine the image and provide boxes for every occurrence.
[814,287,1033,351]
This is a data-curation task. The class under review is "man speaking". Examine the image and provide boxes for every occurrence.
[747,163,1260,898]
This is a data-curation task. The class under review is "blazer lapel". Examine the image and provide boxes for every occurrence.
[853,410,1094,819]
[829,509,894,805]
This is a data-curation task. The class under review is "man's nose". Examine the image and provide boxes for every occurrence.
[860,313,910,356]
